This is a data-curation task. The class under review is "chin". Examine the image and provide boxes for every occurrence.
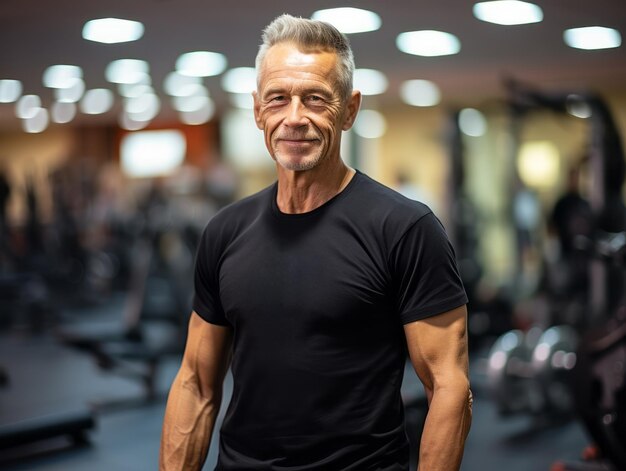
[276,153,322,172]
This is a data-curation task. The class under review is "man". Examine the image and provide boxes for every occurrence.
[548,166,593,309]
[160,14,472,471]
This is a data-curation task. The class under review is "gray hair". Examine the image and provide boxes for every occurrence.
[255,14,355,101]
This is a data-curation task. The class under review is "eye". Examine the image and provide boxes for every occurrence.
[305,95,324,103]
[269,95,287,103]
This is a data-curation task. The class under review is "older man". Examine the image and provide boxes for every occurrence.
[160,14,472,471]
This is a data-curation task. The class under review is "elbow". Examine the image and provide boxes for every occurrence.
[449,379,473,430]
[176,363,222,407]
[433,379,473,435]
[183,374,222,407]
[433,376,472,409]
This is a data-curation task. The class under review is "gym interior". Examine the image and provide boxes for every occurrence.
[1,2,625,470]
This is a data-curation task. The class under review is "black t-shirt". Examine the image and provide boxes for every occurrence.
[193,170,467,470]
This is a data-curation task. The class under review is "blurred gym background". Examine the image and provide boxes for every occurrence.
[0,1,625,470]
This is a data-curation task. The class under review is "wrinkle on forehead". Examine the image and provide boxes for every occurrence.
[260,43,338,79]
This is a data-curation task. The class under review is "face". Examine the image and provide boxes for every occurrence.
[253,42,360,172]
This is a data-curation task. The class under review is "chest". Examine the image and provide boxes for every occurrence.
[217,216,395,335]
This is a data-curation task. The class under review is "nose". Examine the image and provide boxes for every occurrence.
[283,97,308,127]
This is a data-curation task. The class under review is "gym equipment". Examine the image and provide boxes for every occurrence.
[0,357,95,457]
[552,232,625,471]
[487,325,578,416]
[446,109,514,350]
[487,81,625,421]
[506,80,625,319]
[571,314,626,470]
[0,407,95,451]
[488,329,537,415]
[57,227,193,401]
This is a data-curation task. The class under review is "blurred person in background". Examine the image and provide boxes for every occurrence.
[548,165,593,312]
[160,14,471,471]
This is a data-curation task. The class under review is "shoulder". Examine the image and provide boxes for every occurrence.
[201,183,274,242]
[350,171,434,240]
[353,171,432,218]
[337,171,441,256]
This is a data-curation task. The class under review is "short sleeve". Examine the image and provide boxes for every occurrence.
[389,212,468,324]
[192,222,231,326]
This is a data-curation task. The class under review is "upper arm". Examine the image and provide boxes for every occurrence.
[403,305,469,400]
[180,311,233,398]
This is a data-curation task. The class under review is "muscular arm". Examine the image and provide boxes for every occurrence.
[404,305,472,471]
[160,312,233,471]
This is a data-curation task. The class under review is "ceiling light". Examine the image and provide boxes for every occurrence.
[51,102,77,124]
[230,93,254,110]
[399,80,441,107]
[119,112,150,131]
[179,99,215,125]
[175,84,209,98]
[163,72,202,96]
[397,30,461,57]
[311,8,381,34]
[82,18,144,44]
[565,95,592,118]
[354,109,387,139]
[473,1,543,26]
[564,26,622,50]
[118,83,154,98]
[0,79,22,103]
[176,51,227,77]
[172,95,211,113]
[222,67,256,93]
[354,69,388,95]
[221,67,256,94]
[105,59,150,84]
[16,95,41,119]
[54,78,85,103]
[43,65,83,88]
[458,108,487,136]
[124,93,161,122]
[23,108,49,133]
[80,89,114,114]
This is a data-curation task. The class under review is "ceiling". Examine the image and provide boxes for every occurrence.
[1,0,625,129]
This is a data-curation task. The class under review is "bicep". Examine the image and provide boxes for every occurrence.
[180,311,232,397]
[403,305,469,397]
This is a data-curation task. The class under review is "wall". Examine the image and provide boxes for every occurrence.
[0,127,76,225]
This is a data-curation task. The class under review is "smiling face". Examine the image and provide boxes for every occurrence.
[253,42,360,172]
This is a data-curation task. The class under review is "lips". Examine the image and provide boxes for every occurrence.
[279,139,315,143]
[276,136,319,150]
[276,134,317,142]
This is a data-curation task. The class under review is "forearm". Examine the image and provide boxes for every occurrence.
[416,384,472,471]
[159,371,222,471]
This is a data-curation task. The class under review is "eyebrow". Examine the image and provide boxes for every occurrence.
[263,86,333,100]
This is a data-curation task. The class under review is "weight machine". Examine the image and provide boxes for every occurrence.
[446,109,514,351]
[486,80,626,470]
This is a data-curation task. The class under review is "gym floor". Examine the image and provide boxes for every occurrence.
[0,295,591,471]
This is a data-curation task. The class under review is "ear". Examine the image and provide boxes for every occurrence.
[342,90,362,131]
[253,91,263,130]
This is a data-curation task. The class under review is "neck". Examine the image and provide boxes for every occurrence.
[276,159,355,214]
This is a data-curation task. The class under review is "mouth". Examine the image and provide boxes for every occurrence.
[276,137,318,147]
[277,139,315,149]
[277,136,317,142]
